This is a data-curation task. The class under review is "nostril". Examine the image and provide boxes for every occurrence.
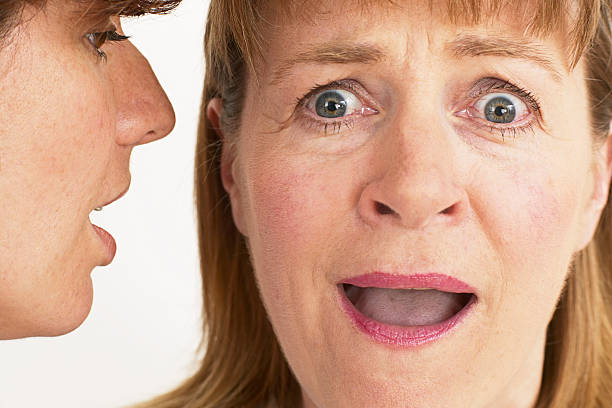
[375,201,395,215]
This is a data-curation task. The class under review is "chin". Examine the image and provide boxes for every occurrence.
[20,274,95,339]
[46,276,95,337]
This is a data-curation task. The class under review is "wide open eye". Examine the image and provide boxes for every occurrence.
[474,93,528,124]
[312,89,363,119]
[85,30,130,59]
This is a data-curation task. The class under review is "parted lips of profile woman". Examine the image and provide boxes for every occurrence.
[0,0,180,340]
[138,0,612,408]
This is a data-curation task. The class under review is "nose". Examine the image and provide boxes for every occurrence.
[109,41,176,147]
[358,119,468,231]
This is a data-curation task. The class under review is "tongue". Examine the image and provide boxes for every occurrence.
[347,286,470,326]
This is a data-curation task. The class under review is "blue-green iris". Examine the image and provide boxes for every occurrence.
[315,91,348,118]
[484,96,516,123]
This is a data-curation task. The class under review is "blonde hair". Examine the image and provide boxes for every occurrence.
[139,1,612,407]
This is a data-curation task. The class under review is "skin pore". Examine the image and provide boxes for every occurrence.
[210,1,612,407]
[0,0,174,339]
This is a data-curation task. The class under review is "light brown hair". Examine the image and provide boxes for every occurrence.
[140,1,612,407]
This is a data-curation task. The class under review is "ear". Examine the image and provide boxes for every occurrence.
[574,128,612,252]
[206,98,248,236]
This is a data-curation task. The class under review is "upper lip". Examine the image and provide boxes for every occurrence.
[339,272,477,295]
[95,183,130,210]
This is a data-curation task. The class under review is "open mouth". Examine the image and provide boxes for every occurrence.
[343,284,474,327]
[337,273,478,347]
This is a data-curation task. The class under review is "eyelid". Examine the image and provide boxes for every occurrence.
[468,78,542,114]
[295,79,380,135]
[453,78,543,142]
[273,79,379,135]
[455,78,543,125]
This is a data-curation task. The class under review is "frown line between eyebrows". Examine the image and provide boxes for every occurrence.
[269,42,386,86]
[447,34,563,83]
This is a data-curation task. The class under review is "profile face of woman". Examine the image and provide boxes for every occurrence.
[0,0,174,339]
[216,1,612,407]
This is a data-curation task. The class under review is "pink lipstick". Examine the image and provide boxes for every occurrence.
[92,224,117,266]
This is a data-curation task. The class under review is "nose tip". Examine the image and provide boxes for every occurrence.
[137,88,176,146]
[358,171,469,231]
[112,42,176,147]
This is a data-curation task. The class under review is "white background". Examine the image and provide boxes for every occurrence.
[0,0,210,406]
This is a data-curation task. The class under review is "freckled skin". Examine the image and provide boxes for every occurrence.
[0,1,174,339]
[217,1,611,407]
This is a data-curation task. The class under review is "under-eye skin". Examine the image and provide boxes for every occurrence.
[85,27,130,61]
[294,79,379,136]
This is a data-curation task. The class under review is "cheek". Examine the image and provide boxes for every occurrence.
[473,161,581,317]
[0,39,115,337]
[242,153,344,322]
[495,167,579,263]
[246,157,332,253]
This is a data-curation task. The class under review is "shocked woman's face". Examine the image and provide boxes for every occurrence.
[217,1,612,407]
[0,0,174,339]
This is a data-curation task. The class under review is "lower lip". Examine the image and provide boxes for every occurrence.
[337,286,477,348]
[92,224,117,265]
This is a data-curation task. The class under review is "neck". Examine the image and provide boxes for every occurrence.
[492,332,547,408]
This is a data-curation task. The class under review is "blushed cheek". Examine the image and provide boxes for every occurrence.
[247,158,330,255]
[524,182,564,245]
[482,166,577,290]
[243,154,343,313]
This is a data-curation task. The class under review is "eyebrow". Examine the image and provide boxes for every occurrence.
[270,34,563,86]
[270,42,385,86]
[447,34,563,82]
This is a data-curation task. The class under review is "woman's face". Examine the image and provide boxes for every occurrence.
[218,1,612,407]
[0,1,174,339]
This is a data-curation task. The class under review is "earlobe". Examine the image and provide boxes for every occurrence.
[206,98,248,236]
[575,130,612,251]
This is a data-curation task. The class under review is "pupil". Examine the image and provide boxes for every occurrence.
[327,101,339,112]
[494,106,507,116]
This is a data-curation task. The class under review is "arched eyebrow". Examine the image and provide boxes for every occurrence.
[270,33,563,86]
[270,43,385,86]
[447,34,563,82]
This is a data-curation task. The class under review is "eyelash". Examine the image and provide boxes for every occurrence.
[294,78,542,140]
[85,30,130,61]
[467,78,541,140]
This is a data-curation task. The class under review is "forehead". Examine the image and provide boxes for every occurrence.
[256,0,573,83]
[257,0,576,66]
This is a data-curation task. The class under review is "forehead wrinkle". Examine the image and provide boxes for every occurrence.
[269,42,386,86]
[447,33,564,82]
